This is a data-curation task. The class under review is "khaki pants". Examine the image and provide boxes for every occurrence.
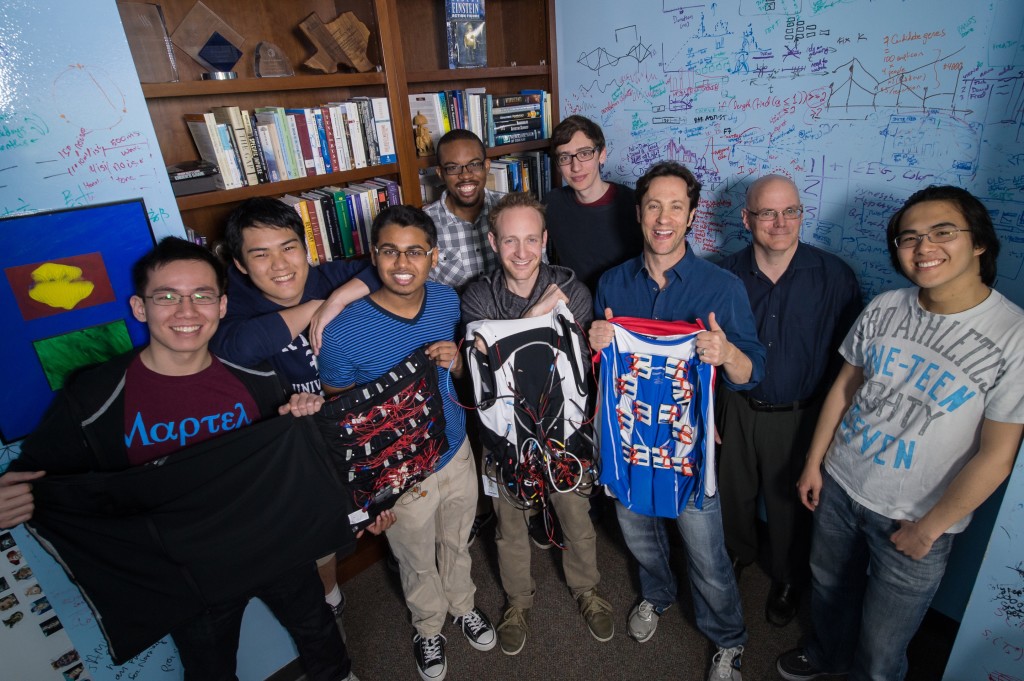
[387,437,478,637]
[493,469,600,609]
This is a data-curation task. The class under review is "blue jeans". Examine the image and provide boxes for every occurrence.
[170,563,350,681]
[615,493,747,649]
[804,473,953,681]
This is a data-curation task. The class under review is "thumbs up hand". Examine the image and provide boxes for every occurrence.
[696,311,730,366]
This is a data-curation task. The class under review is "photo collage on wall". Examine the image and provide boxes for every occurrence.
[0,531,91,680]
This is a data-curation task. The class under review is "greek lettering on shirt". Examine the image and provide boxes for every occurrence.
[840,304,1006,471]
[125,402,252,449]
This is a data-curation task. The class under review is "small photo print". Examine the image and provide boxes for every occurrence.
[5,548,21,565]
[31,596,51,615]
[51,649,81,670]
[12,566,32,581]
[3,610,24,628]
[24,583,42,596]
[0,576,8,592]
[0,593,19,611]
[62,662,85,680]
[0,532,14,550]
[40,615,63,636]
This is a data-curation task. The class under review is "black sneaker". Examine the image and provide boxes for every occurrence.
[468,511,495,547]
[453,607,496,651]
[413,633,447,681]
[777,648,827,681]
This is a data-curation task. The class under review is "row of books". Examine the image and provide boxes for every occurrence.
[282,177,404,265]
[487,151,553,201]
[408,89,552,153]
[184,99,397,191]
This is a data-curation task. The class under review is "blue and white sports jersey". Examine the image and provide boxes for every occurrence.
[598,317,716,518]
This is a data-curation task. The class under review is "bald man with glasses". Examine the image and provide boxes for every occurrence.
[716,174,861,627]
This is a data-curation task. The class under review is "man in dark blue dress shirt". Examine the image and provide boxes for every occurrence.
[717,175,862,627]
[590,161,765,681]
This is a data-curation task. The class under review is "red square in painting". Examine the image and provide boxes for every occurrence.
[5,252,116,321]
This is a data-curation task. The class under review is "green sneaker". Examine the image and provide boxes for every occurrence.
[577,589,615,642]
[496,606,529,655]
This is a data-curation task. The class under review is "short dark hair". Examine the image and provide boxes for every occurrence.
[635,161,702,209]
[488,192,546,234]
[224,197,305,263]
[370,205,438,248]
[132,237,226,297]
[886,185,999,286]
[435,129,486,164]
[550,115,605,152]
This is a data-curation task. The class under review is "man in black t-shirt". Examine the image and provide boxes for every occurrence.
[0,238,389,681]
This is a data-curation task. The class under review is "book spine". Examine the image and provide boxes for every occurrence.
[183,115,229,189]
[312,191,343,260]
[370,98,397,165]
[285,112,317,177]
[493,129,545,145]
[297,198,320,265]
[354,98,379,166]
[244,112,269,183]
[312,109,333,174]
[343,103,368,169]
[255,124,281,182]
[305,195,330,262]
[331,190,356,258]
[326,105,352,171]
[319,106,341,173]
[217,123,246,187]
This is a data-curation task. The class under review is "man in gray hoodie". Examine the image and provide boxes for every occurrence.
[460,192,613,656]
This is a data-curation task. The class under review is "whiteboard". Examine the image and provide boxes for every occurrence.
[555,2,1024,677]
[0,0,182,238]
[554,0,1024,307]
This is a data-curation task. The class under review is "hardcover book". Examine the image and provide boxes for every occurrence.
[446,0,486,69]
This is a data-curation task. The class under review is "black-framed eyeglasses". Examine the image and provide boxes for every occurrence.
[894,227,970,249]
[750,206,803,222]
[374,246,435,261]
[555,147,598,166]
[145,292,221,306]
[441,161,486,176]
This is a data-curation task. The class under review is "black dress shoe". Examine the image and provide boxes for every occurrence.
[766,582,799,627]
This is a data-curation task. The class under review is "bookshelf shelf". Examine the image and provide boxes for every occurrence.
[142,72,387,99]
[176,163,399,210]
[406,65,550,85]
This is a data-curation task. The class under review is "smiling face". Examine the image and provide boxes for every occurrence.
[638,175,697,263]
[489,205,547,296]
[437,138,490,219]
[372,223,438,300]
[555,130,607,198]
[742,177,802,258]
[895,199,984,297]
[130,259,226,363]
[234,224,310,308]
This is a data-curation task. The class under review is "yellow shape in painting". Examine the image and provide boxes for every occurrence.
[28,262,95,310]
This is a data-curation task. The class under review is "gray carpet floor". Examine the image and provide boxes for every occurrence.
[338,502,815,681]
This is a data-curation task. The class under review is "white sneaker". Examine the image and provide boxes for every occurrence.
[627,599,663,643]
[708,645,743,681]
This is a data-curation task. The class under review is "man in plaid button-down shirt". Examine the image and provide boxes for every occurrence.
[424,129,503,290]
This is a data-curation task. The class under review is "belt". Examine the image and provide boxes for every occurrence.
[744,396,816,413]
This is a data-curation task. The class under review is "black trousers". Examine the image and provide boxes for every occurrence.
[170,562,350,681]
[717,388,818,584]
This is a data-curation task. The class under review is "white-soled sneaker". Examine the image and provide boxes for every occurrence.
[453,606,496,651]
[708,645,743,681]
[412,633,447,681]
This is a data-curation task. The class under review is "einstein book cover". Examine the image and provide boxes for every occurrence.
[446,0,487,69]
